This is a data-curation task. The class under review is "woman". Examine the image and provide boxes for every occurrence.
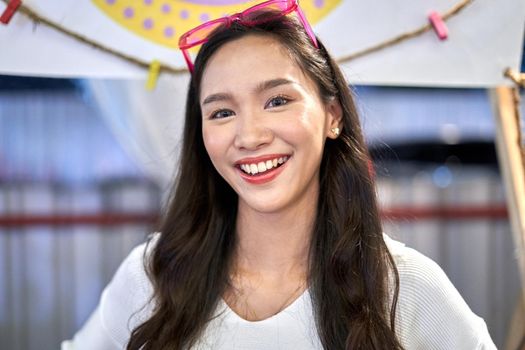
[63,1,496,349]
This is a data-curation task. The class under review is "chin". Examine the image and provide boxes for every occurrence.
[238,195,289,214]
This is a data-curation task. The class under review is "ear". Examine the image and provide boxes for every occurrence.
[325,97,343,139]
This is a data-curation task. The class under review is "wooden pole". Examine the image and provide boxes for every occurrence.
[506,297,525,350]
[489,86,525,349]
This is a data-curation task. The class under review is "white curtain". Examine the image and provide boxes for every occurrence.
[86,74,190,189]
[86,81,498,191]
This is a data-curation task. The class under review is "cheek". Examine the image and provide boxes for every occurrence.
[291,108,327,144]
[202,126,229,166]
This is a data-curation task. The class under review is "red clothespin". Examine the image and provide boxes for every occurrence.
[428,11,448,40]
[1,0,22,25]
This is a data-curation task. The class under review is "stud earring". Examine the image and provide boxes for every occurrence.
[331,127,340,136]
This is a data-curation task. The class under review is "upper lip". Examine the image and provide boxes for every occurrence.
[235,154,291,166]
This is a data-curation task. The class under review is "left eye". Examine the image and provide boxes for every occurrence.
[265,96,290,108]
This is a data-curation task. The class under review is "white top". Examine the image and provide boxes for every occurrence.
[62,234,497,350]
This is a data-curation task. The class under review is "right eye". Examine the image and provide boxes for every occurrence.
[209,109,235,119]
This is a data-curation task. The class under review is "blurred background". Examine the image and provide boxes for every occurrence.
[1,0,525,349]
[0,75,523,349]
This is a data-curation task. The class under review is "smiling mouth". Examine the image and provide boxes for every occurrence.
[238,156,290,176]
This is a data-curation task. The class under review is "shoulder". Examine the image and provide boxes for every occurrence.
[98,232,160,346]
[383,234,496,350]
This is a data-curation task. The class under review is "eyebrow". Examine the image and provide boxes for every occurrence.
[255,78,295,93]
[201,78,296,106]
[202,92,232,106]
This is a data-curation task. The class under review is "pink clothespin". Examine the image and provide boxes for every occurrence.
[428,11,448,40]
[0,0,22,25]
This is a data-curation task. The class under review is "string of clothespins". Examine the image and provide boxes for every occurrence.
[1,0,471,89]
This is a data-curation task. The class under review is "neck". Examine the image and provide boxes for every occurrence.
[233,194,317,280]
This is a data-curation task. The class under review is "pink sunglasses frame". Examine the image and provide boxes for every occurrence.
[178,0,318,73]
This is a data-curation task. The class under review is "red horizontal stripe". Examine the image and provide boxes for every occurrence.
[0,213,159,227]
[0,205,508,227]
[381,205,508,220]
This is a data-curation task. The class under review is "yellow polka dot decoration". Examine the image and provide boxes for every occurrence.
[92,0,342,49]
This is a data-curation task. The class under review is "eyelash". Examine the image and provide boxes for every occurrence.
[207,95,293,120]
[265,95,292,108]
[209,109,235,120]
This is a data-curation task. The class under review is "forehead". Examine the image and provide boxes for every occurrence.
[200,35,316,100]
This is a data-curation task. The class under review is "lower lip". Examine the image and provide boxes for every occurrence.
[237,159,289,185]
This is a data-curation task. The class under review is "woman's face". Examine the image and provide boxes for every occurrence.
[200,34,341,215]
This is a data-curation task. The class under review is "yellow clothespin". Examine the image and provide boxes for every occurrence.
[146,60,161,91]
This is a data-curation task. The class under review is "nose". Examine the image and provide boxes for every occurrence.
[233,112,273,150]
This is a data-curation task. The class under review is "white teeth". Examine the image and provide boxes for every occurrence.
[239,156,290,175]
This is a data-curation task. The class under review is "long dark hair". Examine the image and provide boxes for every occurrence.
[128,10,403,350]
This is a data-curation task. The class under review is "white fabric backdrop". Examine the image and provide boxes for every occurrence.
[0,0,523,86]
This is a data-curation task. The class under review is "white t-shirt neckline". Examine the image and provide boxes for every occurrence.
[218,288,310,324]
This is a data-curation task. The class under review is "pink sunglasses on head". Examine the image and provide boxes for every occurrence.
[178,0,318,73]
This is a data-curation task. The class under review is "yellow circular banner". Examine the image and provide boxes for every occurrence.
[92,0,341,49]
